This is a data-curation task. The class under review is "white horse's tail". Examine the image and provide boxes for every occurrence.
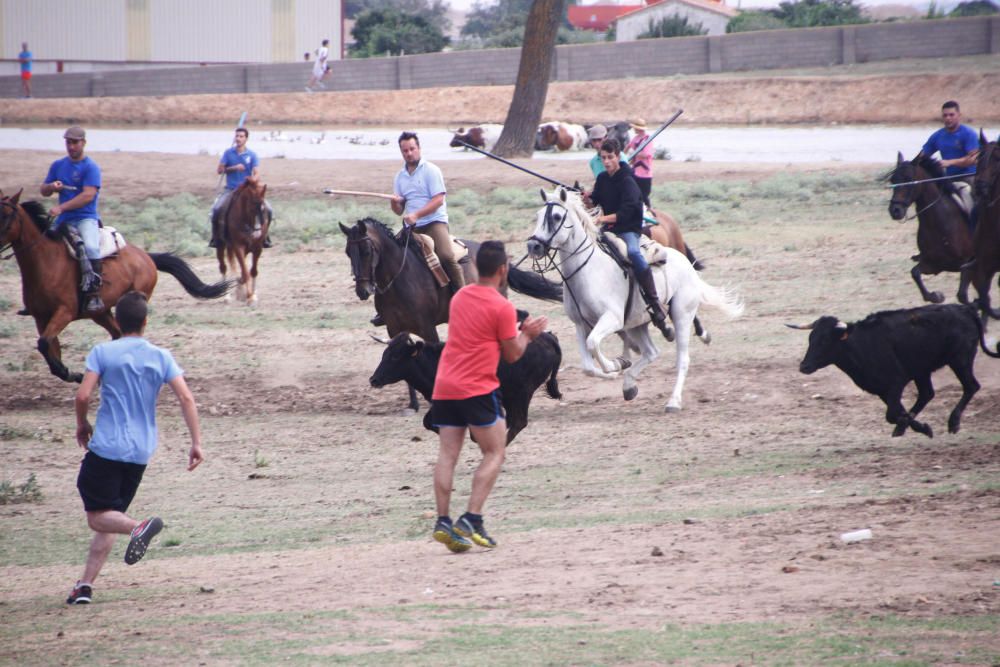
[696,275,744,319]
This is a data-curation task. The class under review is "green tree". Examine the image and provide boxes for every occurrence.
[949,0,998,15]
[638,14,708,38]
[727,11,788,32]
[771,0,868,27]
[346,0,451,28]
[350,9,449,57]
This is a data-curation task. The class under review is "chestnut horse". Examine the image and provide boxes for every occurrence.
[971,133,1000,320]
[217,180,270,305]
[646,208,704,271]
[886,153,974,304]
[0,191,232,383]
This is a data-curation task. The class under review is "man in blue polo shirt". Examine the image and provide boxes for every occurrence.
[921,100,978,182]
[209,127,272,248]
[41,125,105,313]
[391,131,464,292]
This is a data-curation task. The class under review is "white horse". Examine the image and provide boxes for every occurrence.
[526,187,744,412]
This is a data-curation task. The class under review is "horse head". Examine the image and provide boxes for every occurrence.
[538,124,559,151]
[0,189,24,244]
[527,186,582,259]
[887,152,918,221]
[339,218,384,300]
[974,130,999,202]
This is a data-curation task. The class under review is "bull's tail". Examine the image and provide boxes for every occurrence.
[544,336,563,400]
[151,252,234,299]
[508,265,563,302]
[696,274,744,319]
[971,307,1000,358]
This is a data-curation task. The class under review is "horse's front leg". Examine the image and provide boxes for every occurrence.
[664,311,695,413]
[587,312,629,375]
[911,263,944,304]
[35,310,80,383]
[235,247,250,304]
[248,248,262,306]
[574,323,617,379]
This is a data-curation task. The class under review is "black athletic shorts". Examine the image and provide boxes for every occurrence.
[431,389,505,428]
[76,450,146,513]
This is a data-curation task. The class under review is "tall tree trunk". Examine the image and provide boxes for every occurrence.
[493,0,565,158]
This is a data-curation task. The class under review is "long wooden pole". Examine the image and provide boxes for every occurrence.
[323,189,396,200]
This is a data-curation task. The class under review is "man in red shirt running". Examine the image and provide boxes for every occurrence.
[430,241,548,552]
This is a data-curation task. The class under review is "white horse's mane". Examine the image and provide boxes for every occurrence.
[551,188,601,242]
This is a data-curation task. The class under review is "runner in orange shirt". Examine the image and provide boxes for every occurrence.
[430,241,548,552]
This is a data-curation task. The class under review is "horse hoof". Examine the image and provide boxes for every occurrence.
[664,404,681,413]
[623,386,638,401]
[615,356,632,371]
[70,373,83,384]
[928,292,945,304]
[700,331,712,345]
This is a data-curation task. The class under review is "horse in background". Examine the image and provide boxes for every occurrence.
[527,187,744,412]
[886,152,974,305]
[970,132,1000,321]
[537,122,588,152]
[0,190,231,383]
[218,179,270,306]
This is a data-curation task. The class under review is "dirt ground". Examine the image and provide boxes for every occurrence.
[1,66,999,664]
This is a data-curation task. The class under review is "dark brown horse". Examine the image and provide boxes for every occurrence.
[646,208,704,271]
[0,191,231,383]
[887,153,974,304]
[970,132,1000,320]
[339,218,563,409]
[217,180,269,306]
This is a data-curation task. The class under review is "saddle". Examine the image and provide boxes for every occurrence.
[62,226,126,260]
[599,231,668,269]
[948,181,975,220]
[411,233,469,287]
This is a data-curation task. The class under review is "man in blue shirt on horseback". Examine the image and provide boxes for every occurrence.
[209,127,273,249]
[921,101,978,182]
[41,126,106,313]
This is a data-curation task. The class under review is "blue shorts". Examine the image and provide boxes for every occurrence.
[432,389,505,428]
[76,450,146,513]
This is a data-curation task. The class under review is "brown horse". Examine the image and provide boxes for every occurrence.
[887,153,974,304]
[0,191,231,383]
[339,218,563,409]
[645,208,704,271]
[217,180,269,306]
[970,133,1000,320]
[537,122,587,152]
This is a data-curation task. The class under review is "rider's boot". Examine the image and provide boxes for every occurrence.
[370,312,385,327]
[637,267,673,342]
[81,257,105,313]
[208,212,221,248]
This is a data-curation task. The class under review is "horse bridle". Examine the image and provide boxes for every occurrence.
[890,166,942,222]
[345,225,412,295]
[528,201,595,283]
[0,198,26,259]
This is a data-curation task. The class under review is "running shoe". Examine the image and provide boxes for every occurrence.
[432,520,472,553]
[454,515,497,548]
[125,516,163,565]
[66,582,92,605]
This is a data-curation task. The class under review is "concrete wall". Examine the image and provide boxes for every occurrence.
[2,16,998,99]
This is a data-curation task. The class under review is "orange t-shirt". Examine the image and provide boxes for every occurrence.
[432,284,519,400]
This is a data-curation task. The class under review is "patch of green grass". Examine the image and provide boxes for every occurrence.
[0,473,43,505]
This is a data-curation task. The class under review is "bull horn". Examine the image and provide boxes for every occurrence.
[407,333,424,346]
[784,322,815,331]
[835,321,848,330]
[369,334,390,345]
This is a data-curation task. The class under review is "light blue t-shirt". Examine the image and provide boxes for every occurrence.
[44,156,101,225]
[589,153,606,178]
[19,50,31,73]
[220,147,259,191]
[922,125,978,177]
[393,159,448,227]
[85,337,183,465]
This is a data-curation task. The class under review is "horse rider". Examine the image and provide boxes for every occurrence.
[587,124,608,178]
[921,100,979,229]
[586,138,672,339]
[209,127,273,249]
[372,131,464,327]
[40,126,105,313]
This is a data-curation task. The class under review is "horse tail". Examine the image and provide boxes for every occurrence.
[151,252,234,299]
[508,265,563,302]
[696,274,744,319]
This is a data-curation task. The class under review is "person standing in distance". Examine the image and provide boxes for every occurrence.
[209,127,272,248]
[306,39,330,91]
[18,42,32,98]
[429,241,548,552]
[625,118,654,208]
[67,291,204,605]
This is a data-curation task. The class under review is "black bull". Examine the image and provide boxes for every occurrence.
[790,304,1000,438]
[370,331,563,445]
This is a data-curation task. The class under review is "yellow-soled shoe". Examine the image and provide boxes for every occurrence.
[454,516,497,548]
[433,521,472,553]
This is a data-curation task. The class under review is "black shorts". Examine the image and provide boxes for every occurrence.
[432,389,505,428]
[76,451,146,513]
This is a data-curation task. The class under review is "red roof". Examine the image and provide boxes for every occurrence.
[567,4,643,31]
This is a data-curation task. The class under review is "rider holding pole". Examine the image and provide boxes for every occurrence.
[587,138,672,340]
[209,127,273,249]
